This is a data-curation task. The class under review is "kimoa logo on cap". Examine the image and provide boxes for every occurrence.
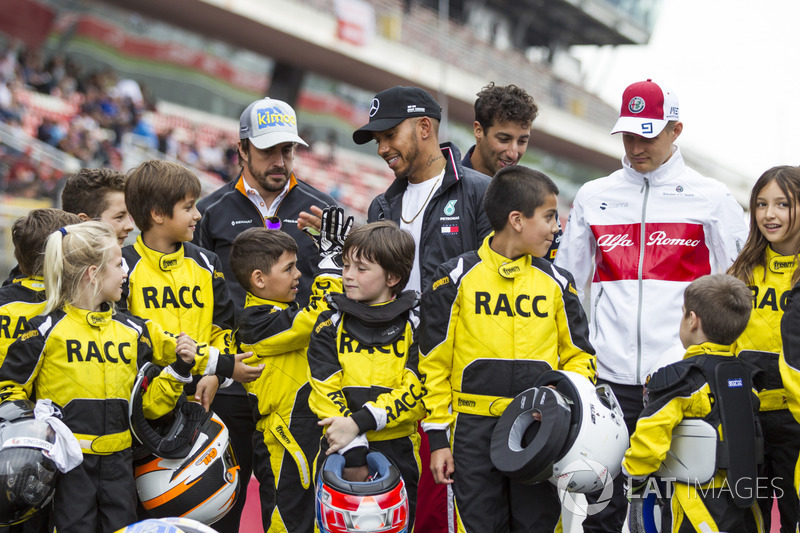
[628,96,646,114]
[256,107,296,130]
[369,98,380,117]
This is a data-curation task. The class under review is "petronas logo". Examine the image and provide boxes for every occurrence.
[444,200,457,216]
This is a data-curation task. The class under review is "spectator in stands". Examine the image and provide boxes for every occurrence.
[194,96,336,533]
[462,81,561,262]
[554,79,748,533]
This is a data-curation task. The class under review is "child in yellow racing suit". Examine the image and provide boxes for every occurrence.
[0,221,198,532]
[230,206,349,532]
[308,221,425,528]
[419,166,595,533]
[623,274,764,533]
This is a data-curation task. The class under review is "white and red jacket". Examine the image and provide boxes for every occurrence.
[555,147,747,385]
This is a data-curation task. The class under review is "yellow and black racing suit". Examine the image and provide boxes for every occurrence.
[0,276,46,364]
[418,236,595,533]
[120,236,237,381]
[235,274,341,533]
[0,303,193,532]
[623,343,764,533]
[732,247,799,531]
[308,290,426,528]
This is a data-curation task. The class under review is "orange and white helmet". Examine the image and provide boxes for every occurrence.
[129,363,241,524]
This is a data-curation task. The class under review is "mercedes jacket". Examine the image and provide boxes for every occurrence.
[555,147,747,385]
[419,236,595,451]
[732,247,796,412]
[194,172,336,309]
[0,276,46,362]
[120,236,235,379]
[0,304,192,455]
[367,142,492,294]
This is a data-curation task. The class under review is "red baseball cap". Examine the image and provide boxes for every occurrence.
[611,79,679,138]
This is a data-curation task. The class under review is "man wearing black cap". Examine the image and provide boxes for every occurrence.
[353,86,491,533]
[354,86,492,295]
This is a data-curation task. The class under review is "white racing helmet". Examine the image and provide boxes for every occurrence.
[0,400,59,525]
[114,516,221,532]
[490,370,629,493]
[130,363,241,524]
[316,451,409,533]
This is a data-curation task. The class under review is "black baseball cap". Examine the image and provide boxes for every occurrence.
[352,86,442,145]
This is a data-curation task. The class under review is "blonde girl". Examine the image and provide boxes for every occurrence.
[729,165,800,532]
[0,221,197,532]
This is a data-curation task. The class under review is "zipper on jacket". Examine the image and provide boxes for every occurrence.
[592,285,604,333]
[635,177,650,385]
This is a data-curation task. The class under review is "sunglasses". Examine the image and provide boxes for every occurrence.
[265,216,282,230]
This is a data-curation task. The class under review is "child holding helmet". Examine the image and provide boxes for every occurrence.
[0,221,198,532]
[418,165,595,532]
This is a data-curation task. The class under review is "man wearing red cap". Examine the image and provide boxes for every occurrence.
[555,79,748,532]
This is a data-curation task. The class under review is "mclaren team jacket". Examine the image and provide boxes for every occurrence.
[419,236,596,452]
[0,276,46,362]
[367,142,492,294]
[307,292,426,447]
[732,247,796,411]
[236,274,342,425]
[0,304,192,455]
[119,236,235,379]
[622,343,757,485]
[194,172,336,309]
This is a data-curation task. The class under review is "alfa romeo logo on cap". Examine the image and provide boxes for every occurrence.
[369,98,380,117]
[628,96,645,114]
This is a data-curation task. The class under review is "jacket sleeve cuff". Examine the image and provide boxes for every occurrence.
[351,408,378,434]
[342,445,368,467]
[215,353,235,379]
[169,357,196,379]
[427,429,450,452]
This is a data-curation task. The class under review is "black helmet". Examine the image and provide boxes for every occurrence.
[129,362,212,459]
[0,400,59,525]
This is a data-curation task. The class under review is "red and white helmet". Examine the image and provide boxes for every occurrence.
[130,364,241,525]
[316,451,408,533]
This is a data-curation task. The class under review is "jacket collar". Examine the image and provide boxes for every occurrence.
[235,171,298,198]
[766,246,798,274]
[478,234,533,279]
[65,303,113,329]
[383,142,465,202]
[18,276,46,291]
[683,342,734,359]
[244,291,290,310]
[133,235,184,271]
[621,145,685,186]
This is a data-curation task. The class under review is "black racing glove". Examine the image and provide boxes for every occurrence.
[305,206,354,270]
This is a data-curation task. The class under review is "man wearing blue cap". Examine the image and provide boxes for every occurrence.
[354,85,492,295]
[194,97,336,533]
